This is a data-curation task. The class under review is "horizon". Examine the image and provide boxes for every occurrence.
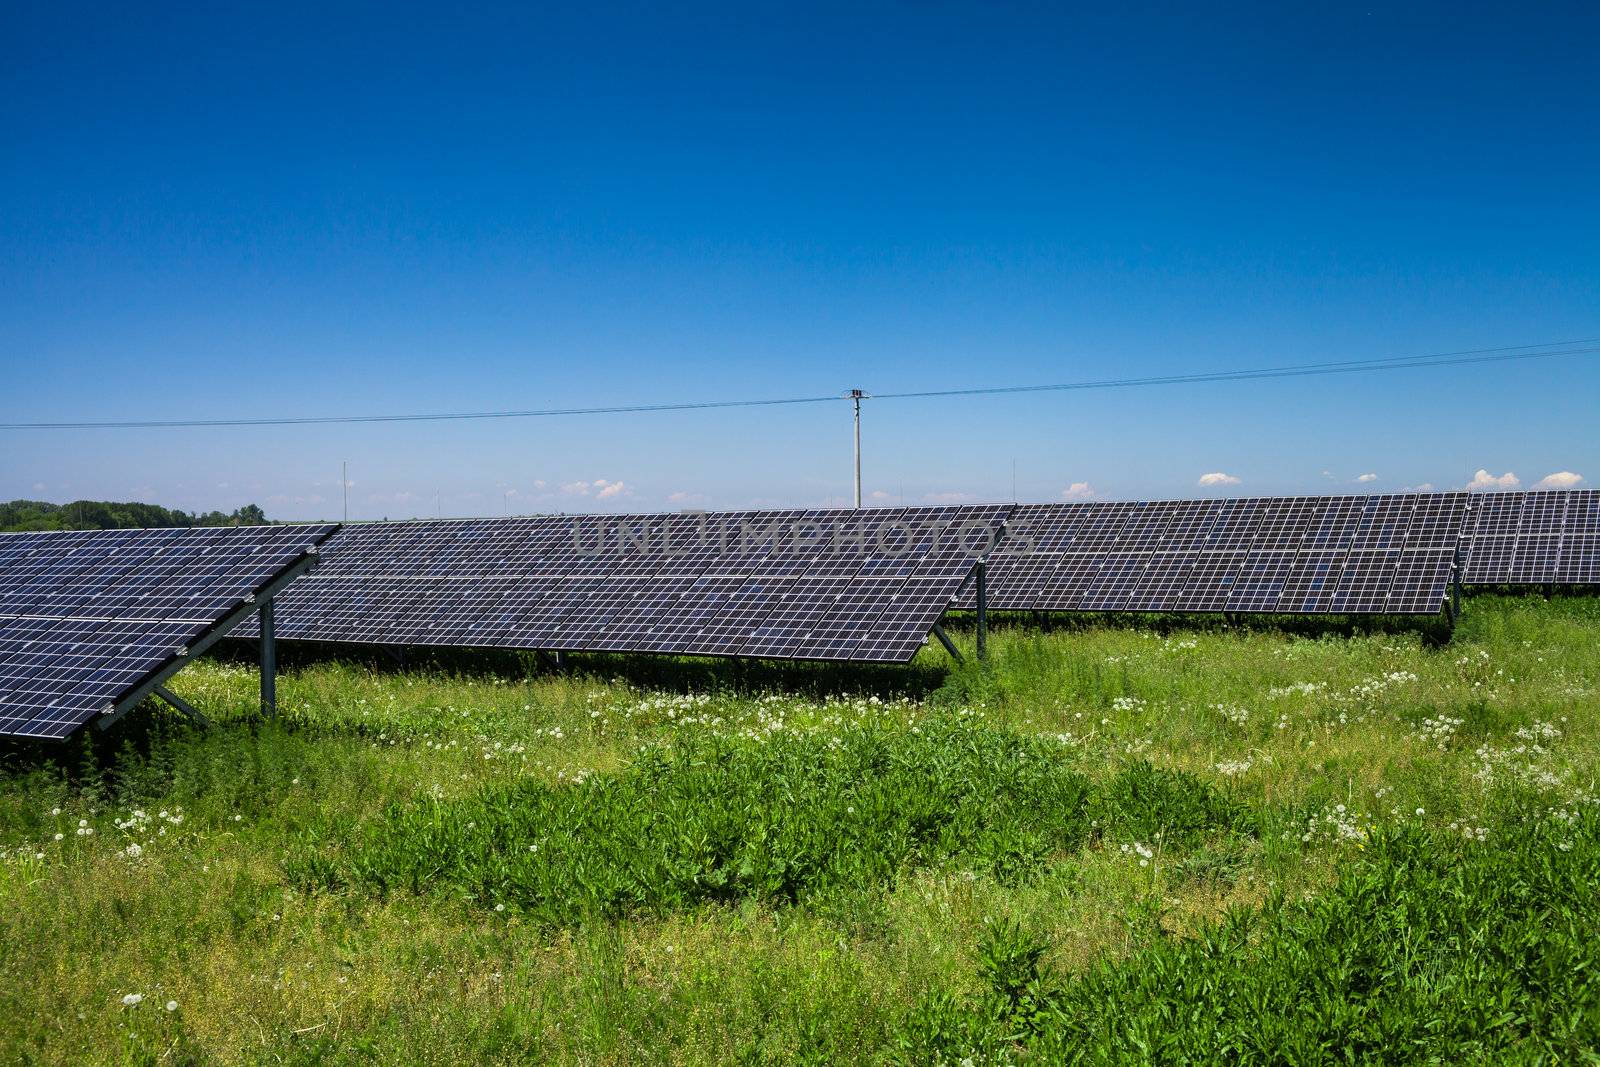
[3,475,1587,530]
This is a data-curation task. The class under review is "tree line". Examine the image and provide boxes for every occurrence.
[0,499,271,532]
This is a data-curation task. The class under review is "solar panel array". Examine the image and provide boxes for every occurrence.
[965,493,1469,615]
[244,506,1011,663]
[0,525,337,740]
[1458,490,1600,585]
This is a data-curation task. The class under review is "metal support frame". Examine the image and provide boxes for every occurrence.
[930,623,963,663]
[96,548,321,732]
[929,558,991,666]
[153,686,211,727]
[975,560,988,663]
[1446,543,1464,628]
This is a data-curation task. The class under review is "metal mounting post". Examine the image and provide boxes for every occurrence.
[1447,543,1463,627]
[153,686,211,727]
[930,623,963,663]
[259,598,277,718]
[975,560,988,663]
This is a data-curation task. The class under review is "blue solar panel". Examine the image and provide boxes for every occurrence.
[0,525,336,739]
[972,493,1469,616]
[255,507,1011,664]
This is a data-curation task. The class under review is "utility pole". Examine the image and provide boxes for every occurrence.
[342,461,348,523]
[850,389,866,508]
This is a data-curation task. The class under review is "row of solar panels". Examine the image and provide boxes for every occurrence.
[966,489,1598,613]
[238,506,1012,661]
[3,490,1595,741]
[259,489,1588,652]
[0,508,1008,739]
[963,492,1467,614]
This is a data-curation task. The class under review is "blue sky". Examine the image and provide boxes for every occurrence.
[3,2,1597,520]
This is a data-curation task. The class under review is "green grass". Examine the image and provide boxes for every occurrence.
[0,594,1597,1063]
[899,797,1600,1064]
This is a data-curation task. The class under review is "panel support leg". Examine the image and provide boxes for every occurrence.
[1449,544,1463,627]
[153,685,211,727]
[930,623,964,663]
[975,561,988,663]
[259,598,277,719]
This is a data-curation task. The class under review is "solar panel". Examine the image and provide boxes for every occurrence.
[1275,550,1348,613]
[1226,549,1297,612]
[738,576,857,659]
[1557,491,1600,585]
[974,493,1469,616]
[1455,491,1600,586]
[1563,537,1600,585]
[1124,553,1199,612]
[960,505,1074,610]
[1459,492,1519,584]
[0,524,336,740]
[260,506,1010,664]
[1178,550,1250,612]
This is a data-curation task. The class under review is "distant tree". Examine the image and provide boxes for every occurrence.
[0,499,274,532]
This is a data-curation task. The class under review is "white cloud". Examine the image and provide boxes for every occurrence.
[1534,471,1584,490]
[1400,483,1435,493]
[667,490,706,505]
[31,482,46,491]
[922,491,975,504]
[532,479,547,490]
[869,489,892,501]
[560,478,630,500]
[1465,469,1520,492]
[1060,481,1096,501]
[1355,473,1378,483]
[1198,472,1241,487]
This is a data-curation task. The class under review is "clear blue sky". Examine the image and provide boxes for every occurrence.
[3,2,1597,520]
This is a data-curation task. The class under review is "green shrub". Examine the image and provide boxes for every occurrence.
[896,798,1600,1063]
[292,718,1247,926]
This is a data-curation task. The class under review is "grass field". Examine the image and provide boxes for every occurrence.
[3,594,1600,1063]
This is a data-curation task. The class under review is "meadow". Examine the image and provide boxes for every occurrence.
[2,594,1599,1064]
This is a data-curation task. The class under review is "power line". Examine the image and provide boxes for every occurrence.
[2,338,1596,431]
[874,339,1600,401]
